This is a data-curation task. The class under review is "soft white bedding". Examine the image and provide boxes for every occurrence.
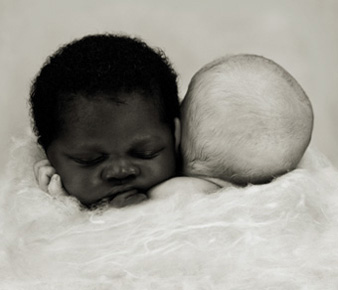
[1,131,338,289]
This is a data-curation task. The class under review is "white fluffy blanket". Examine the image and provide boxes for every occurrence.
[1,131,338,290]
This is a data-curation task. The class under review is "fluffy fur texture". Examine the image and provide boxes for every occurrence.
[181,54,314,184]
[1,130,338,289]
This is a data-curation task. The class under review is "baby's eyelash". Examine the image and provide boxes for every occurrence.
[132,149,163,159]
[71,156,106,165]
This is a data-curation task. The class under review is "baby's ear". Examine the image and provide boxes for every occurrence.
[174,118,181,151]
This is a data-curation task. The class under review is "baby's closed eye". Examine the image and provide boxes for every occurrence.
[130,147,164,159]
[69,155,107,166]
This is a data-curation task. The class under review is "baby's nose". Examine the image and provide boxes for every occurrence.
[101,160,140,183]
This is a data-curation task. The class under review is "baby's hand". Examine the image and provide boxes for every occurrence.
[33,159,68,196]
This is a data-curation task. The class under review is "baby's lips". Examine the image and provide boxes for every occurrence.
[125,192,148,205]
[109,190,148,208]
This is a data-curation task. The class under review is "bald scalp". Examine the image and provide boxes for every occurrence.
[181,54,313,184]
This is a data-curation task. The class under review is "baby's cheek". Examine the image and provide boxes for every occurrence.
[142,159,175,188]
[157,156,176,179]
[61,174,83,196]
[60,170,94,198]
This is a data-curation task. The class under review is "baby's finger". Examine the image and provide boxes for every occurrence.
[33,159,51,179]
[38,166,56,192]
[48,174,68,197]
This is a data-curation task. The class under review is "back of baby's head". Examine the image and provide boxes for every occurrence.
[181,54,314,184]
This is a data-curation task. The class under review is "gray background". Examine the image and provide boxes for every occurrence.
[1,0,337,176]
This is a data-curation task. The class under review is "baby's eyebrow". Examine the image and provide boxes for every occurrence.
[130,136,163,147]
[63,142,102,152]
[62,135,164,155]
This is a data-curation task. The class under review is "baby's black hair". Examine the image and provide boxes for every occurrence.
[30,34,180,150]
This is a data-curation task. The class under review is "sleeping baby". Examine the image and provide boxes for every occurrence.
[150,54,314,196]
[32,34,181,208]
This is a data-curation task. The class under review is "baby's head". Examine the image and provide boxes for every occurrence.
[181,54,313,185]
[30,34,180,206]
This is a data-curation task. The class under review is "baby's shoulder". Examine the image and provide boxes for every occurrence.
[149,176,224,200]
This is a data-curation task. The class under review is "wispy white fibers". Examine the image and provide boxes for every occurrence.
[1,131,338,289]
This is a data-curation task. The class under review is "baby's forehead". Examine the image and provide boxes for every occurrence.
[60,91,164,130]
